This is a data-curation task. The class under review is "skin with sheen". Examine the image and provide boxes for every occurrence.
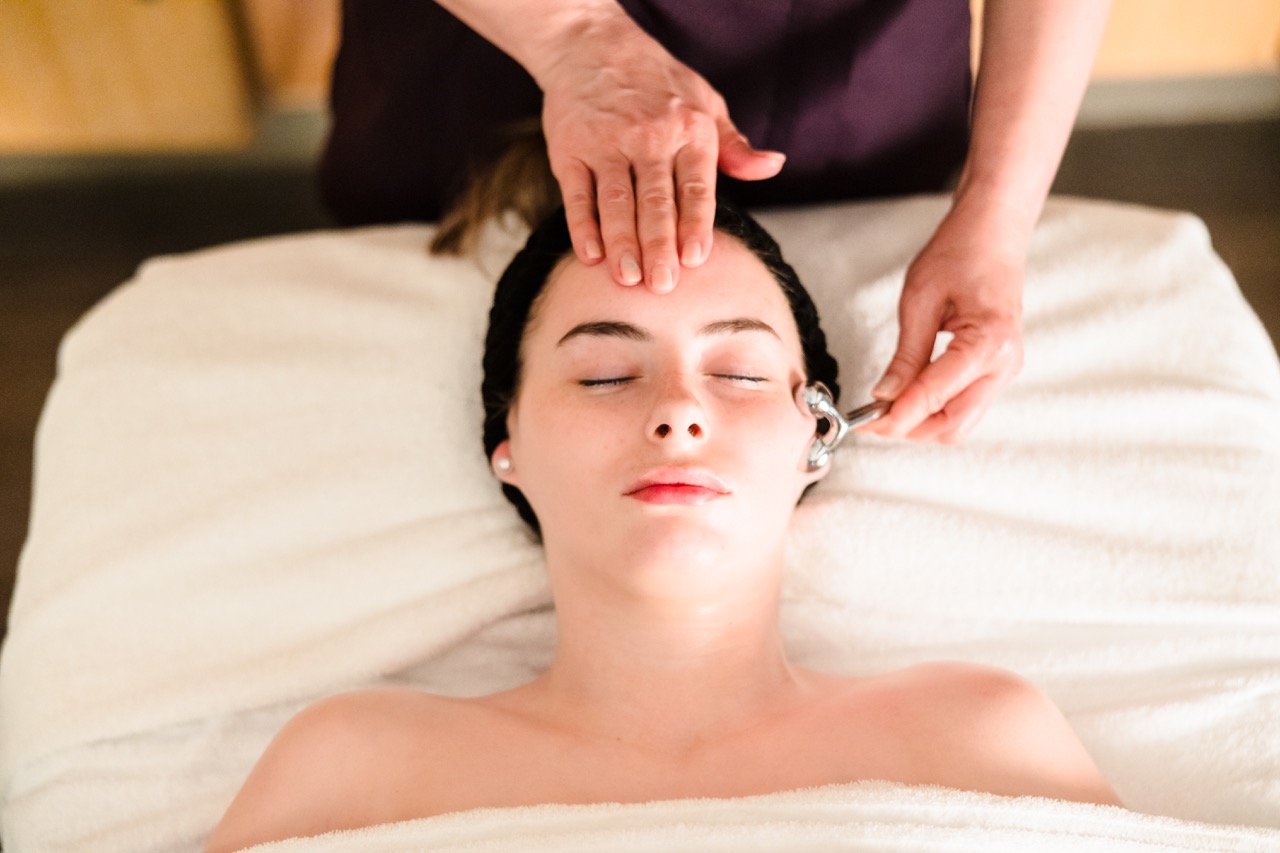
[204,235,1122,853]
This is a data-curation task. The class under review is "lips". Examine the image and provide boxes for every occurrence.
[625,468,729,505]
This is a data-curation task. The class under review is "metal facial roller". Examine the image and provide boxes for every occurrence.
[801,382,890,470]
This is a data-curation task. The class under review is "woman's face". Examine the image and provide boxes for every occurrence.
[495,236,826,594]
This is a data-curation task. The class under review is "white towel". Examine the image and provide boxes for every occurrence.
[2,197,1278,852]
[239,782,1280,852]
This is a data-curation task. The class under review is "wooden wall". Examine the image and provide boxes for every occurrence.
[0,0,257,151]
[239,0,340,109]
[0,0,339,152]
[2,0,1277,153]
[1093,0,1280,78]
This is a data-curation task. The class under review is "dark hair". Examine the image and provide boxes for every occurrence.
[482,200,840,535]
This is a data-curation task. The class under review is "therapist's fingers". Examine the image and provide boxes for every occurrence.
[901,374,1000,444]
[556,158,604,266]
[717,120,787,183]
[538,23,789,291]
[862,203,1026,443]
[681,114,784,268]
[595,159,643,286]
[673,142,718,270]
[862,344,974,439]
[634,156,680,293]
[864,321,1021,441]
[868,285,948,414]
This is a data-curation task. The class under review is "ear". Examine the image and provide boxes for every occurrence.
[490,439,520,486]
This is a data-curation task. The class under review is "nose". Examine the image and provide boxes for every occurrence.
[646,377,707,447]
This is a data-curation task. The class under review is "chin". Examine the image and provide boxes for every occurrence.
[618,518,735,575]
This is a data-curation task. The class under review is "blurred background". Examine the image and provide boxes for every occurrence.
[2,0,1279,642]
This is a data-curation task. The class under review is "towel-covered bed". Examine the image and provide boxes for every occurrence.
[1,196,1278,851]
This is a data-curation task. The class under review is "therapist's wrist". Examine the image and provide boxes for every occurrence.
[524,2,651,90]
[436,0,644,89]
[948,168,1043,255]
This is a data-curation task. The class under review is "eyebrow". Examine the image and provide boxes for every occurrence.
[556,317,780,347]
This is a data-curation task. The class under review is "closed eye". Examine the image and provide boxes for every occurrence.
[579,377,636,387]
[580,375,766,387]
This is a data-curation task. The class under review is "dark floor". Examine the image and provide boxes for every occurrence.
[1,120,1278,643]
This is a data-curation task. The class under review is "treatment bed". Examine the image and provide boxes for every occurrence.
[1,195,1278,851]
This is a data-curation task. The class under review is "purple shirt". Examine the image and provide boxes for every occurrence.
[320,0,972,225]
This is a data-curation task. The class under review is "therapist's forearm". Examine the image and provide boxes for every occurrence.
[433,0,648,87]
[955,0,1112,242]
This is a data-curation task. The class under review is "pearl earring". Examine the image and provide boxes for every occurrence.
[494,456,512,474]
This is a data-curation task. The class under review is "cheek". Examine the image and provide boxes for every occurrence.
[509,395,626,511]
[729,397,818,489]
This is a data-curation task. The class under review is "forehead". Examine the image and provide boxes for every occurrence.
[526,237,800,346]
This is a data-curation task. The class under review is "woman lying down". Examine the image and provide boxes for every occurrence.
[205,196,1121,852]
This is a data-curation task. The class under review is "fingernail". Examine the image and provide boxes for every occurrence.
[872,374,903,400]
[761,150,786,162]
[681,240,702,267]
[650,263,674,293]
[620,254,642,285]
[584,239,602,261]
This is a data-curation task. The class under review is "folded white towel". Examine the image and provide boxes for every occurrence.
[240,782,1280,853]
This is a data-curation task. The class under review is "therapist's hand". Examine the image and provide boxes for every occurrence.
[537,14,785,292]
[853,0,1111,443]
[859,207,1026,443]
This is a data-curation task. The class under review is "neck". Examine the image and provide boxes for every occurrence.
[524,550,809,753]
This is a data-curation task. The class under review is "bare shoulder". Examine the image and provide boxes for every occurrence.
[889,661,1123,807]
[204,687,460,853]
